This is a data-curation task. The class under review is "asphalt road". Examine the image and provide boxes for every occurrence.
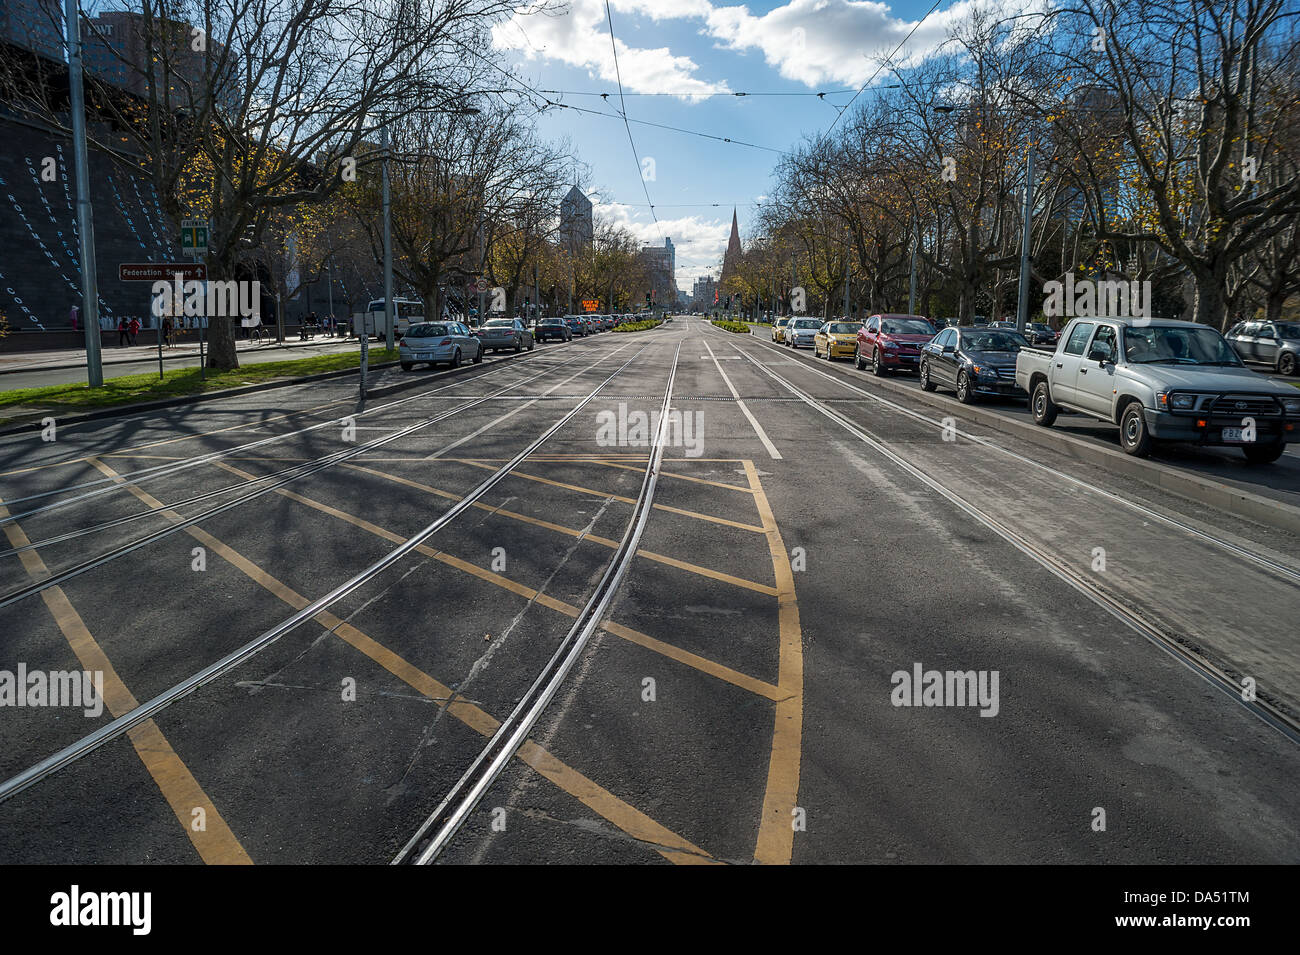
[0,317,1296,865]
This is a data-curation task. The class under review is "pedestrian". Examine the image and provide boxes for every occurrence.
[129,317,141,345]
[162,316,174,347]
[118,317,130,347]
[70,305,78,332]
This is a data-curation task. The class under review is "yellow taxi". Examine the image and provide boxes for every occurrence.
[815,320,863,360]
[772,317,791,342]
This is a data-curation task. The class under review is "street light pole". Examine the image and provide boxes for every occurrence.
[65,0,102,388]
[381,123,395,353]
[1015,145,1035,334]
[909,215,919,314]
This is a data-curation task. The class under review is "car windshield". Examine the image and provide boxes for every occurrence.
[1029,324,1052,332]
[794,320,821,329]
[1124,326,1241,365]
[881,318,935,334]
[405,323,446,338]
[776,319,789,326]
[540,319,562,325]
[1276,323,1300,339]
[829,323,862,334]
[960,330,1027,351]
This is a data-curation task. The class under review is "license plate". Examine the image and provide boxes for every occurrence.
[415,352,432,359]
[1222,427,1248,442]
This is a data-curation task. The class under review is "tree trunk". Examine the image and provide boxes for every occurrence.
[1191,269,1229,329]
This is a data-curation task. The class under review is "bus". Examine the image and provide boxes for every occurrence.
[354,298,424,340]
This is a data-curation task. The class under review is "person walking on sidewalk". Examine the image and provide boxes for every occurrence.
[118,317,130,347]
[162,316,174,347]
[129,317,141,345]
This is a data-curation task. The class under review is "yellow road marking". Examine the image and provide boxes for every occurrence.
[87,458,715,864]
[341,464,777,597]
[0,485,252,865]
[214,461,783,700]
[581,458,755,494]
[453,460,767,534]
[745,459,805,865]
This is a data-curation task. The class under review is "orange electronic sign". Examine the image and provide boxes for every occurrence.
[581,300,600,312]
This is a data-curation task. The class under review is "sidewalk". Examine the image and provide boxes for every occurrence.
[0,333,353,375]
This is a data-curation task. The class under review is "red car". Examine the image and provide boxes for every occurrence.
[855,314,938,376]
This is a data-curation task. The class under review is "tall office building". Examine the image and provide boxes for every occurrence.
[559,185,593,251]
[1,0,64,60]
[639,236,676,307]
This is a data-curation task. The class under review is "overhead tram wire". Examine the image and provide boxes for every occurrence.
[442,31,782,154]
[826,0,947,134]
[538,88,859,99]
[605,0,660,234]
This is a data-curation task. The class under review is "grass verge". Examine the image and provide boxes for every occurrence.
[0,348,398,419]
[612,319,663,332]
[711,320,751,333]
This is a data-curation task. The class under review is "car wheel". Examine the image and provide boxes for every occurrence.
[449,348,462,368]
[1243,441,1286,464]
[871,349,885,376]
[1279,352,1297,376]
[855,346,867,371]
[514,336,523,352]
[1119,401,1153,457]
[400,362,413,371]
[528,337,535,351]
[1031,380,1057,426]
[920,360,937,391]
[473,344,483,364]
[956,370,976,404]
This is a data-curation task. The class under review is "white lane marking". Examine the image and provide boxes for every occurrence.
[699,336,782,460]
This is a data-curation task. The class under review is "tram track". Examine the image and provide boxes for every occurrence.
[732,342,1300,744]
[0,344,635,609]
[0,337,670,805]
[392,339,684,864]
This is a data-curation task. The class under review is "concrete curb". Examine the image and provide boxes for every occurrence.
[735,325,1300,535]
[0,361,399,438]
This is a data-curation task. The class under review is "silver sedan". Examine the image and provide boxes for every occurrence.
[474,318,535,353]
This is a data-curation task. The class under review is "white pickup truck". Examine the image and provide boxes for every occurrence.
[1015,317,1300,462]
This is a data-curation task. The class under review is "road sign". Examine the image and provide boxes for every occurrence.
[180,220,210,257]
[118,263,207,282]
[475,278,490,293]
[581,299,599,312]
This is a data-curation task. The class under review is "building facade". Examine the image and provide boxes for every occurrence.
[559,184,593,251]
[639,235,675,307]
[1,0,63,60]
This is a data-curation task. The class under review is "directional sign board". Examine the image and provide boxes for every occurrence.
[119,263,207,282]
[180,220,209,257]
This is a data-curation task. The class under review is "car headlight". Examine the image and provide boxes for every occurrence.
[1160,392,1196,411]
[1282,397,1300,415]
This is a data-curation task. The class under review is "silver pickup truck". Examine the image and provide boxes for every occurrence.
[1015,317,1300,462]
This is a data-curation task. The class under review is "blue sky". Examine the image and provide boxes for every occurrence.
[492,0,981,292]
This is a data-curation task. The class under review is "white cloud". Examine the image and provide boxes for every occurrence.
[492,0,730,99]
[596,202,730,289]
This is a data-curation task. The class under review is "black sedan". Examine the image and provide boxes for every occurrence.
[535,317,572,342]
[919,326,1029,403]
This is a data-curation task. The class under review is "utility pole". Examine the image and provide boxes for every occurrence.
[842,228,851,318]
[1015,146,1035,334]
[65,0,102,387]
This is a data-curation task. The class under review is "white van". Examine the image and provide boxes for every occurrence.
[354,298,424,340]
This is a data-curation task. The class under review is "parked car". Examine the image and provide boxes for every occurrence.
[855,314,937,375]
[786,318,823,348]
[535,317,571,342]
[1024,323,1060,347]
[1225,320,1300,376]
[920,326,1027,403]
[1016,317,1300,461]
[563,316,588,337]
[474,317,535,353]
[772,317,791,342]
[815,321,863,361]
[399,321,483,370]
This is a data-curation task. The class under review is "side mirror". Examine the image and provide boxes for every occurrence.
[942,344,955,353]
[1088,348,1110,364]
